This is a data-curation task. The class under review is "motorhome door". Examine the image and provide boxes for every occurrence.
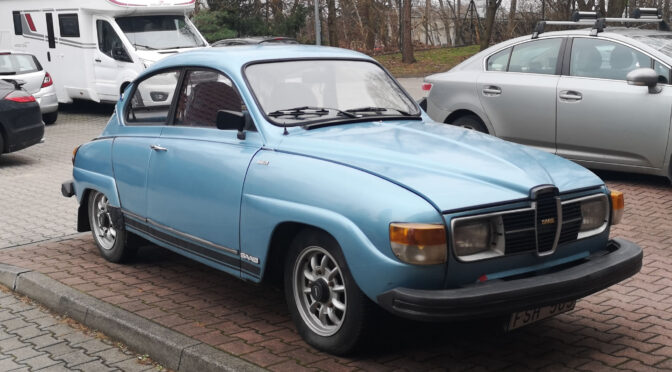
[93,17,133,102]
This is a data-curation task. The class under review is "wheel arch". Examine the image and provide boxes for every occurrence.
[445,110,487,129]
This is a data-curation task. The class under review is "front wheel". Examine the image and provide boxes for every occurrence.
[284,229,374,355]
[88,190,137,263]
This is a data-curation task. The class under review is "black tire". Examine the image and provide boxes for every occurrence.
[284,229,374,355]
[88,190,137,263]
[42,112,58,125]
[451,114,488,133]
[0,131,4,155]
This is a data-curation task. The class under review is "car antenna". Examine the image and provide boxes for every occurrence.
[283,126,289,135]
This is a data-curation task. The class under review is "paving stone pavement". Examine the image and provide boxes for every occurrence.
[0,102,113,249]
[0,284,164,371]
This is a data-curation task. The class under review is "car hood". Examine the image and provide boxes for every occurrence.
[276,120,604,213]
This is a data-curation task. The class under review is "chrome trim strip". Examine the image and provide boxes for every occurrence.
[121,209,238,255]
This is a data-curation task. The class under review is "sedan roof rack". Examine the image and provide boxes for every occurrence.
[532,8,669,39]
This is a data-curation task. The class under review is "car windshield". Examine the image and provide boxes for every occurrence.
[0,54,40,75]
[632,35,672,58]
[245,60,419,126]
[116,15,206,50]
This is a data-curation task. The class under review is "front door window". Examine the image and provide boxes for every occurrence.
[96,20,132,63]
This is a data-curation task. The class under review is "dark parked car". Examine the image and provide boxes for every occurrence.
[211,36,298,47]
[0,79,44,156]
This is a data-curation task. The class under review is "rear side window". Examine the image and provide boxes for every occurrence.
[570,38,651,81]
[0,54,41,75]
[126,70,181,125]
[12,11,22,35]
[508,38,563,75]
[487,48,511,71]
[59,14,80,37]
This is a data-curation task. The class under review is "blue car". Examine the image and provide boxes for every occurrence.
[61,45,642,355]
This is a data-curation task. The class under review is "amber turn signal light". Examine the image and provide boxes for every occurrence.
[610,190,624,225]
[389,223,447,265]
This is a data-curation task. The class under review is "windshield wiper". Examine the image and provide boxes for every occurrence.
[133,44,157,50]
[268,106,359,121]
[345,106,412,115]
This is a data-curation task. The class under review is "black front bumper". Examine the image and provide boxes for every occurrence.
[377,238,642,322]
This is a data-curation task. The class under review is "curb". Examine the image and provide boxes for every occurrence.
[0,263,266,372]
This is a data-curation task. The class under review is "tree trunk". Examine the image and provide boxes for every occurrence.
[327,0,338,47]
[362,0,375,51]
[606,0,627,17]
[401,0,415,63]
[664,0,670,23]
[480,0,501,51]
[455,0,462,45]
[507,0,517,38]
[425,0,431,45]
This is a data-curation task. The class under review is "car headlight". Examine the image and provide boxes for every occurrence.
[580,198,608,231]
[452,216,504,261]
[389,223,447,265]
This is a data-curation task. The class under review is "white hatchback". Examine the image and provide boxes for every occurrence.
[0,51,58,124]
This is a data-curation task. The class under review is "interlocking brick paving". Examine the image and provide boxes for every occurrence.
[1,171,670,371]
[0,284,167,371]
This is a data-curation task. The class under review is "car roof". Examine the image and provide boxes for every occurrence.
[145,45,373,79]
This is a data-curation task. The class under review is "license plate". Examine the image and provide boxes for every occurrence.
[507,300,576,331]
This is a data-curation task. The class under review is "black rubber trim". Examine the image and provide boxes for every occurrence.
[377,238,642,322]
[124,216,263,276]
[61,180,74,197]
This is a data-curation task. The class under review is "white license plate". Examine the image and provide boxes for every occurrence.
[507,300,576,331]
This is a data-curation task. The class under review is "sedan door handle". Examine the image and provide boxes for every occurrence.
[482,86,502,96]
[94,58,102,63]
[559,91,583,101]
[150,145,167,152]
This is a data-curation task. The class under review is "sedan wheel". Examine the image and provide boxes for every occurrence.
[451,114,488,133]
[293,246,347,336]
[285,229,374,355]
[88,190,137,262]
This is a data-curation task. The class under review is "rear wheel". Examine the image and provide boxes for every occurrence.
[88,190,137,263]
[451,114,487,133]
[42,112,58,125]
[284,229,374,355]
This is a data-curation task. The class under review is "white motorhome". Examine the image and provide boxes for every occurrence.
[0,0,207,104]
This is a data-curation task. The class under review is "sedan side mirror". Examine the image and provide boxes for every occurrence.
[217,110,247,140]
[627,68,662,94]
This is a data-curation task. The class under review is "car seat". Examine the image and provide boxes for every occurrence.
[183,81,242,127]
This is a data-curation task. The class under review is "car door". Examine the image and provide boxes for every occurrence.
[93,18,133,102]
[112,69,181,219]
[145,69,263,276]
[477,37,566,153]
[556,37,672,169]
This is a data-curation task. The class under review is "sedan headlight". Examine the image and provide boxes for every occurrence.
[580,198,608,231]
[452,216,504,261]
[389,223,447,265]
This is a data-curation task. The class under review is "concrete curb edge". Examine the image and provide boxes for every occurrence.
[0,263,265,372]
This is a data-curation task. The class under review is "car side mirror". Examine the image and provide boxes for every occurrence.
[627,68,662,94]
[217,110,247,140]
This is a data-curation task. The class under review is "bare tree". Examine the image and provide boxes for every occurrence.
[480,0,502,50]
[327,0,338,46]
[401,0,415,63]
[606,0,627,17]
[507,0,517,38]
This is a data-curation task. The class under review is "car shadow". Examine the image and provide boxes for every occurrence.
[593,169,670,187]
[59,100,115,116]
[0,154,38,168]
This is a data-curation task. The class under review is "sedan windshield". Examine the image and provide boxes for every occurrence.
[245,60,419,126]
[632,35,672,58]
[116,15,206,50]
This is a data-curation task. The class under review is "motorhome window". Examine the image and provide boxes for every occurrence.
[126,70,181,125]
[12,12,22,35]
[0,54,41,75]
[59,14,80,37]
[116,15,206,50]
[96,20,132,63]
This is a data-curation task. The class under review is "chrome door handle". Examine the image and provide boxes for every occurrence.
[150,145,167,152]
[559,91,582,101]
[482,86,502,96]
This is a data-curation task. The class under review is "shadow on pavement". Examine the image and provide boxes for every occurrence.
[59,100,116,116]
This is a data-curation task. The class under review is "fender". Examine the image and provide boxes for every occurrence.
[73,167,121,207]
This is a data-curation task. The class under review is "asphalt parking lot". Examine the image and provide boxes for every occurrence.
[1,83,671,370]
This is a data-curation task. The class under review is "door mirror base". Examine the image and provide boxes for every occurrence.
[627,68,662,94]
[217,110,248,140]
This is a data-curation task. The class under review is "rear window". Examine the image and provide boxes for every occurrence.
[0,54,42,75]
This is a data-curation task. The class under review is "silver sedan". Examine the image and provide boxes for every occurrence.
[424,27,672,180]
